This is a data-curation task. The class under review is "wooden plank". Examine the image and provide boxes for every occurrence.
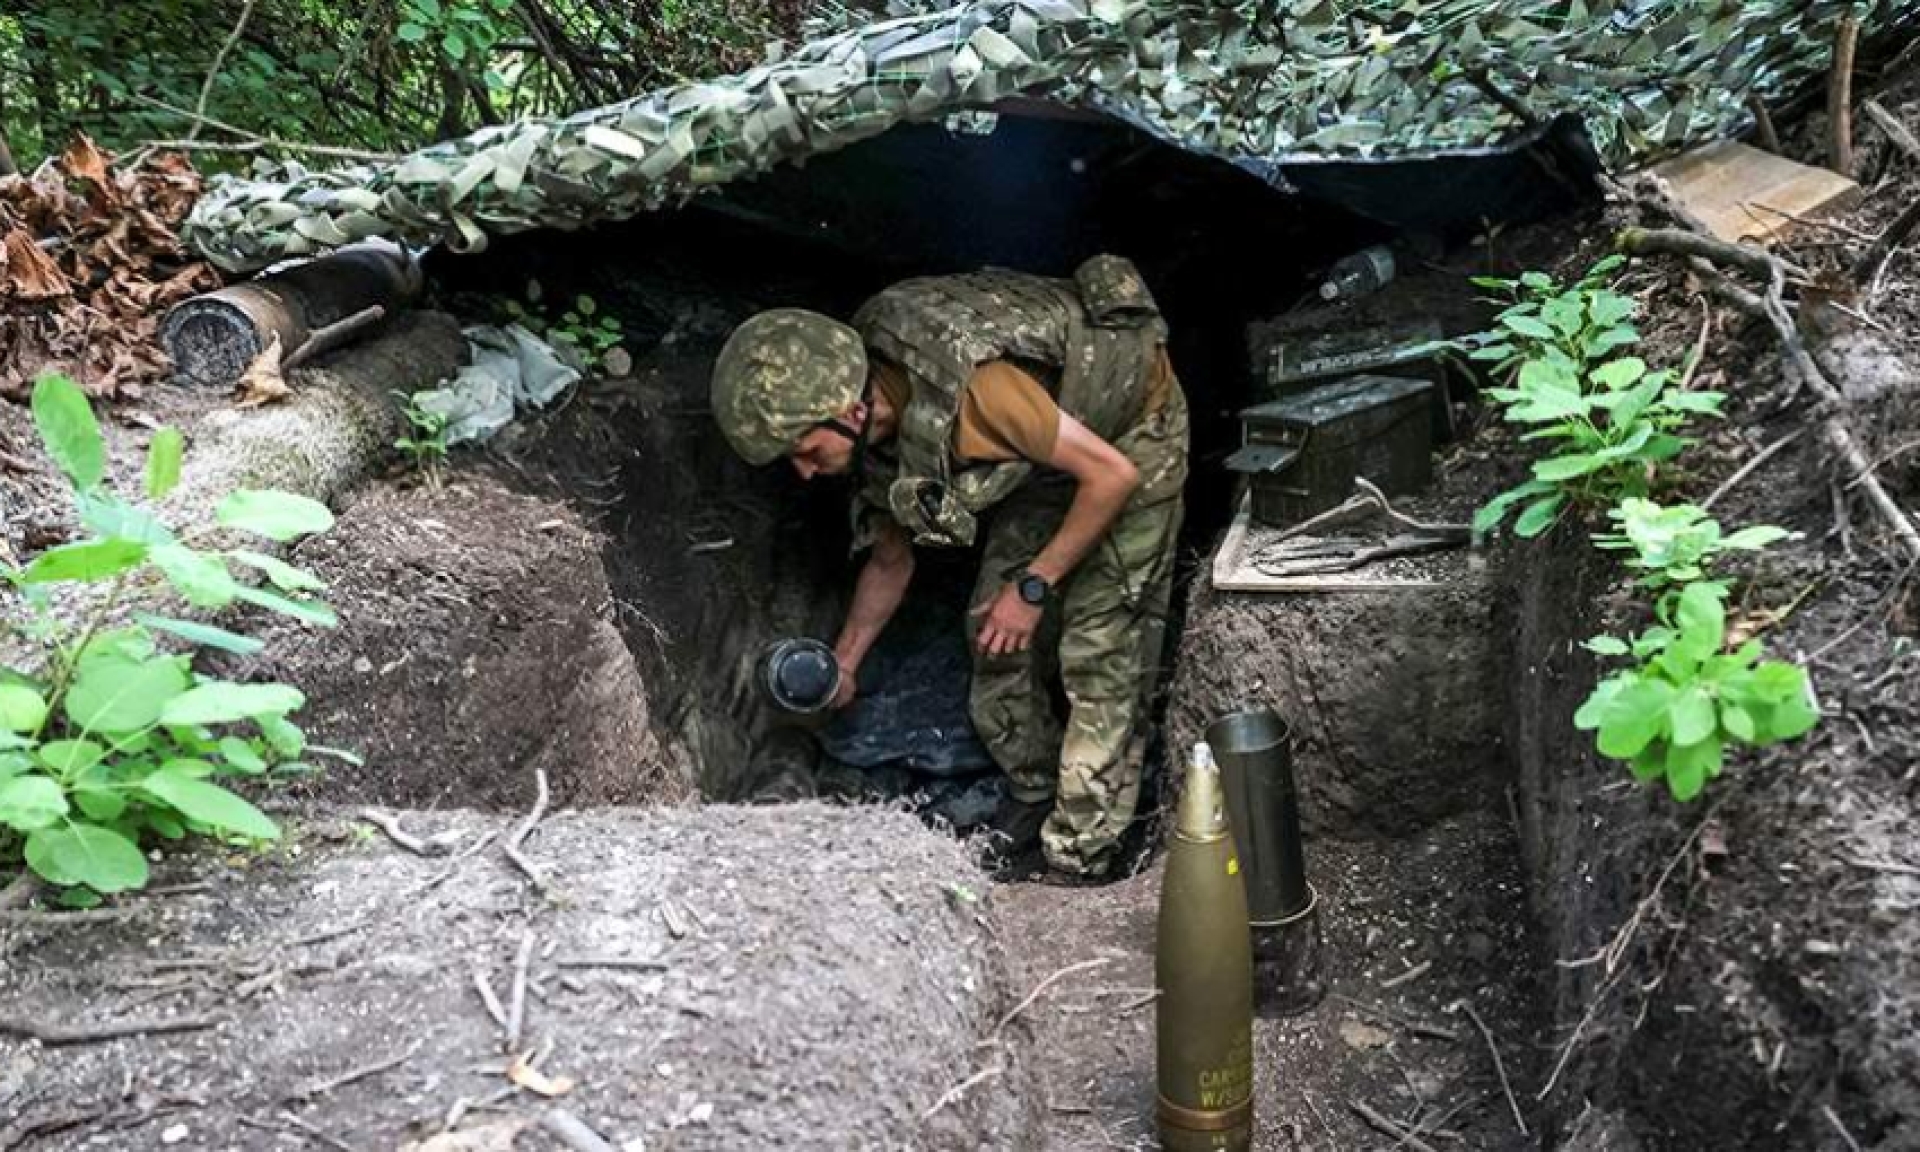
[1648,140,1861,245]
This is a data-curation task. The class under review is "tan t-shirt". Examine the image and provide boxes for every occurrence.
[869,349,1173,466]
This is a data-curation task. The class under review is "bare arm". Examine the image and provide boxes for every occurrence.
[1026,413,1139,586]
[832,517,915,702]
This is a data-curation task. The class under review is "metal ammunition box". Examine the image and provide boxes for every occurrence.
[1261,317,1446,396]
[1226,374,1434,528]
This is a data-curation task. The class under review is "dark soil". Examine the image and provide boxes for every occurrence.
[245,476,683,813]
[0,804,1034,1152]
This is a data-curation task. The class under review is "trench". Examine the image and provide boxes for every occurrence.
[349,109,1636,1147]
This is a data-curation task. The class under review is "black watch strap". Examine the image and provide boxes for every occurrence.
[1012,568,1051,605]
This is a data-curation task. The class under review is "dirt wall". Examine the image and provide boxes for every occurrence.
[0,804,1036,1151]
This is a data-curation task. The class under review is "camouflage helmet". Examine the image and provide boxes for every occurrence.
[711,309,869,465]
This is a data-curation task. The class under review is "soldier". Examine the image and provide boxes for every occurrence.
[711,255,1188,883]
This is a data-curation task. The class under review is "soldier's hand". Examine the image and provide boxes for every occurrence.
[830,665,858,710]
[972,584,1042,656]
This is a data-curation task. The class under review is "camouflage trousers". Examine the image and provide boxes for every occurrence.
[969,384,1188,876]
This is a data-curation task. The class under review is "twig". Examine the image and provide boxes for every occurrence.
[1702,430,1805,511]
[1748,94,1782,153]
[1864,100,1920,164]
[1825,1104,1865,1152]
[1330,995,1461,1042]
[993,958,1114,1034]
[1809,559,1917,663]
[1303,1090,1338,1149]
[922,1062,1007,1121]
[1539,805,1721,1100]
[1450,999,1528,1136]
[1741,201,1874,243]
[0,872,41,911]
[1828,9,1860,175]
[284,306,388,372]
[539,1108,620,1152]
[138,137,397,164]
[1349,1099,1439,1152]
[505,929,536,1052]
[1845,857,1920,877]
[472,967,509,1030]
[503,769,552,893]
[1617,226,1801,283]
[1379,959,1431,991]
[189,0,258,142]
[554,955,670,971]
[410,828,500,898]
[357,808,440,856]
[0,1012,221,1046]
[285,1043,420,1104]
[267,1112,359,1152]
[1850,195,1920,283]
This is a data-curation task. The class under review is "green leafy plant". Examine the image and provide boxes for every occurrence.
[1593,498,1794,598]
[505,291,625,369]
[1464,258,1725,537]
[1575,582,1818,802]
[1,374,336,901]
[393,390,451,488]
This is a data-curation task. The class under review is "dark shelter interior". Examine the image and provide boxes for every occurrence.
[426,103,1600,834]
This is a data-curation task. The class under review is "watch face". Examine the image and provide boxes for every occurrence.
[1018,574,1048,605]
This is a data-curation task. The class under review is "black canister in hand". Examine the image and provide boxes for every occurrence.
[758,638,841,717]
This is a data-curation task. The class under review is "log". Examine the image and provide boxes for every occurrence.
[162,241,423,387]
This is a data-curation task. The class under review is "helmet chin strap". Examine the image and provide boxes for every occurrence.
[814,380,876,483]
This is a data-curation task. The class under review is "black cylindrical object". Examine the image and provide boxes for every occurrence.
[1205,708,1308,924]
[758,638,841,716]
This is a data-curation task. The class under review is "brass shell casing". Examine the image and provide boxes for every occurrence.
[1156,744,1254,1152]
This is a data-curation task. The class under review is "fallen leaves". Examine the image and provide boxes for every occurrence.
[506,1051,575,1098]
[234,333,290,408]
[1,134,222,402]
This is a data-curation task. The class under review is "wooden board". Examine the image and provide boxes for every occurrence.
[1649,140,1861,245]
[1210,493,1465,593]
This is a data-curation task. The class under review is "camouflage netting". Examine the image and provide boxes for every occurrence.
[183,0,1920,273]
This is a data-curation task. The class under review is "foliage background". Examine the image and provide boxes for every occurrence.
[0,0,851,170]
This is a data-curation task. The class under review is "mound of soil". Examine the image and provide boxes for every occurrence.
[0,804,1034,1151]
[246,475,682,813]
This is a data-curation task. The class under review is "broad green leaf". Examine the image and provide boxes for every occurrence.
[1664,736,1722,802]
[1519,272,1553,291]
[24,823,148,892]
[1501,314,1554,341]
[216,490,334,542]
[307,745,364,767]
[228,550,325,593]
[1597,678,1675,758]
[218,736,267,775]
[1542,296,1584,336]
[135,614,265,656]
[1669,686,1717,746]
[22,539,148,584]
[1515,495,1566,538]
[37,739,103,777]
[74,787,126,822]
[1627,744,1666,782]
[235,585,338,627]
[147,812,186,840]
[145,428,184,500]
[1586,291,1635,327]
[152,545,239,608]
[1720,702,1756,743]
[0,685,48,733]
[65,656,191,734]
[1533,453,1603,482]
[1584,636,1629,656]
[161,757,217,778]
[160,681,305,727]
[257,714,306,758]
[1590,357,1647,390]
[397,21,428,41]
[31,374,105,491]
[0,775,69,831]
[141,771,279,840]
[1721,526,1791,551]
[1574,677,1626,729]
[77,491,175,545]
[1674,582,1727,658]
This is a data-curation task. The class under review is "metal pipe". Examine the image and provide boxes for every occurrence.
[1204,708,1309,925]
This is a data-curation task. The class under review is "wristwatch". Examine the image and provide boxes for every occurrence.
[1011,568,1052,606]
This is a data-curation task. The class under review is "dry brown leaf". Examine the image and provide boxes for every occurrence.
[505,1052,576,1098]
[396,1118,530,1152]
[2,228,73,301]
[60,135,120,209]
[234,333,290,408]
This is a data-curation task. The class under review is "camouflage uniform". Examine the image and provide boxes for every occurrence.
[849,256,1189,877]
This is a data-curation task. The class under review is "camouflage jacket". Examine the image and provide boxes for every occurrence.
[851,254,1166,549]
